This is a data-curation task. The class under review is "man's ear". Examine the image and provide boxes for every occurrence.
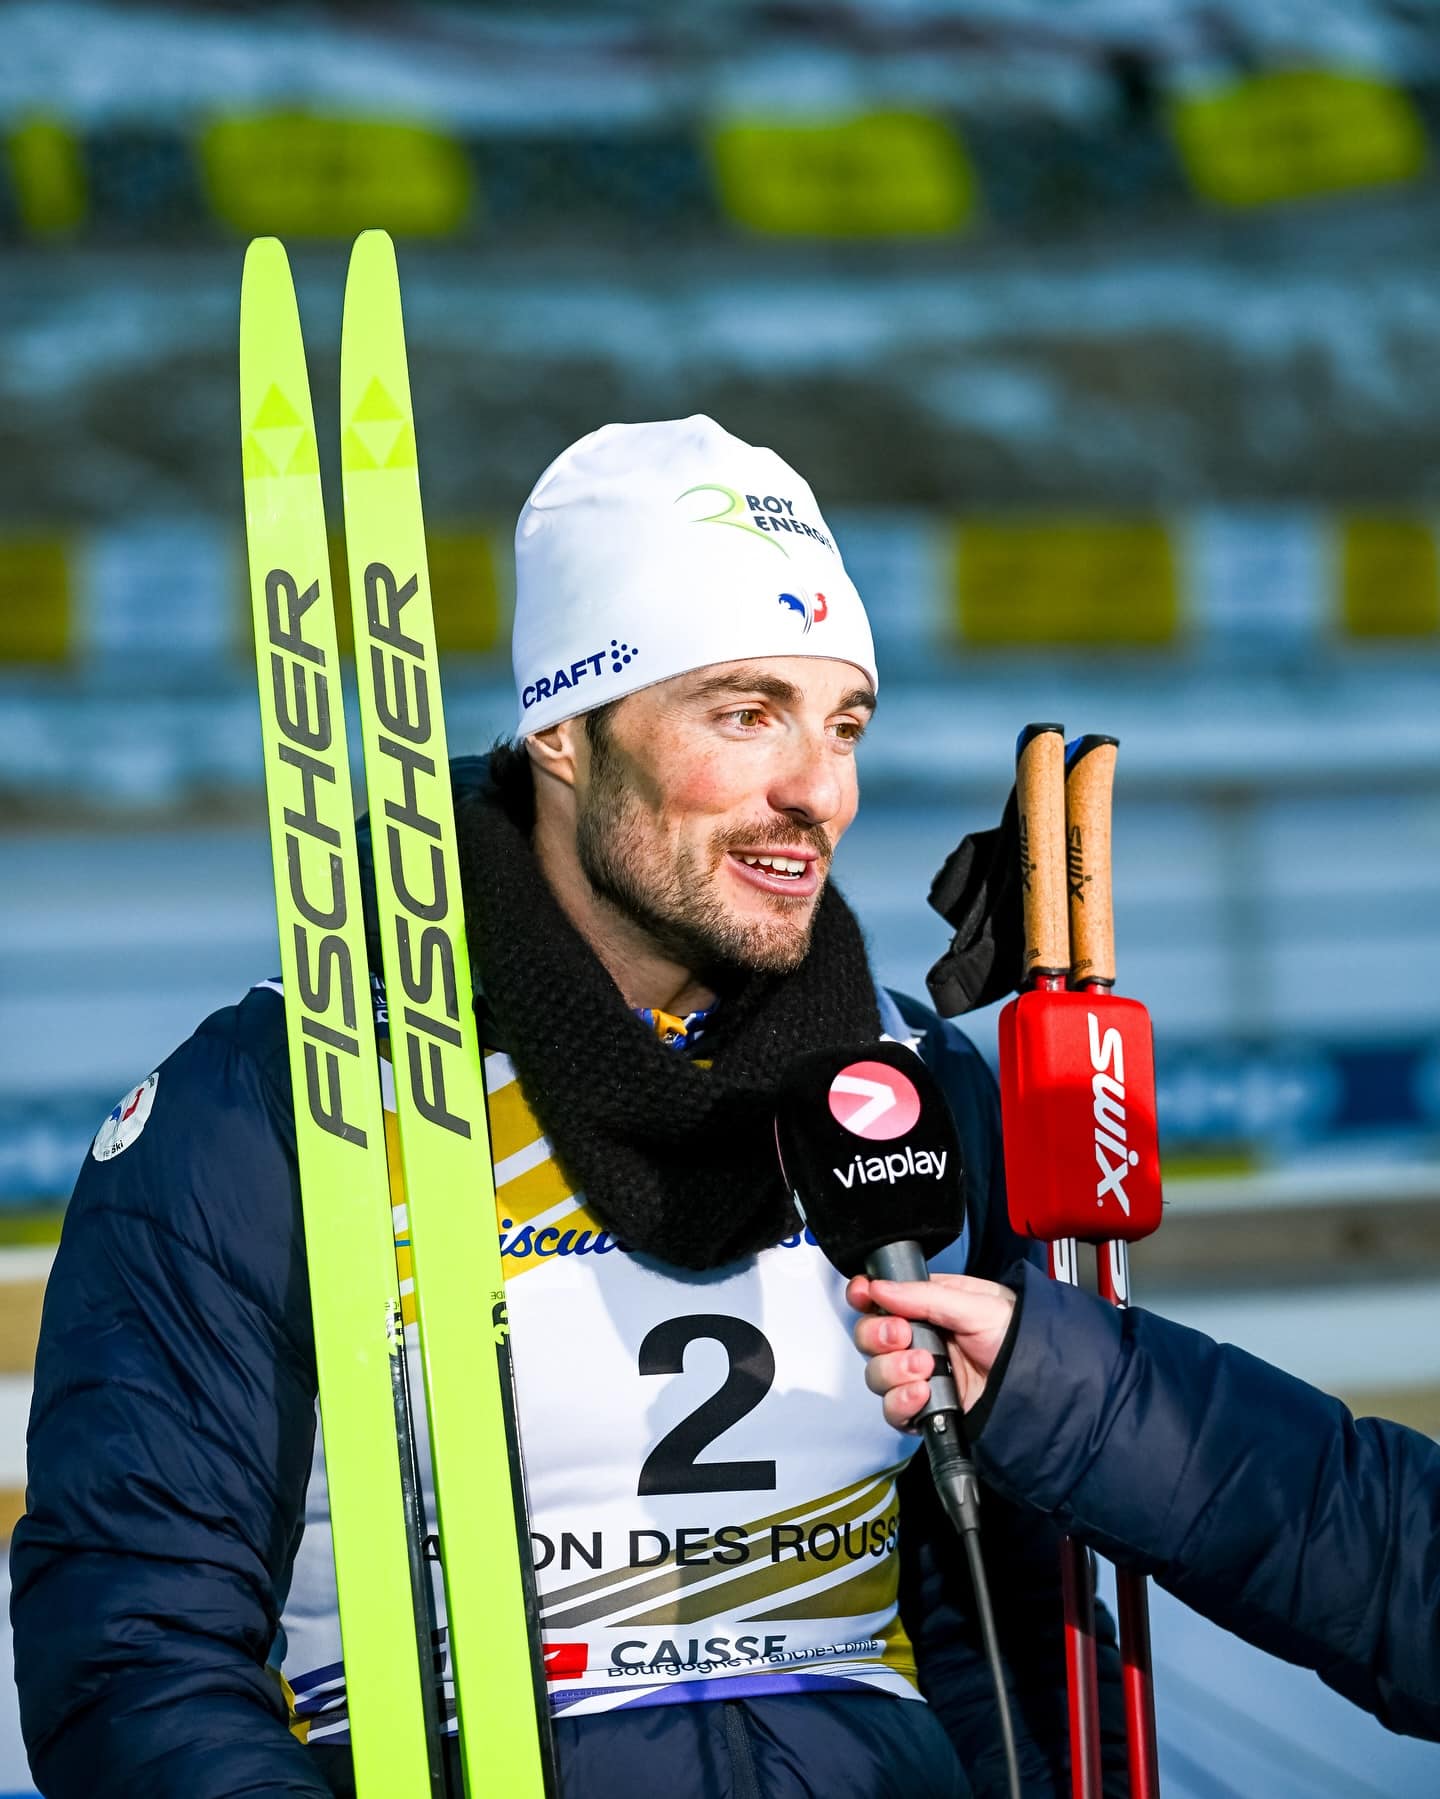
[525,717,586,792]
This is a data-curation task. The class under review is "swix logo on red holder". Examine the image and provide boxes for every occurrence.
[998,990,1162,1244]
[827,1061,922,1141]
[542,1642,589,1680]
[1089,1013,1140,1216]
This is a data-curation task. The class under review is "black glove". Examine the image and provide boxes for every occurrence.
[925,786,1024,1017]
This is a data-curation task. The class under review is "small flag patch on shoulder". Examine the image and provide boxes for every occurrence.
[92,1073,159,1161]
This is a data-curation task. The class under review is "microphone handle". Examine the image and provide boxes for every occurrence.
[863,1243,1019,1799]
[865,1241,981,1535]
[866,1241,961,1410]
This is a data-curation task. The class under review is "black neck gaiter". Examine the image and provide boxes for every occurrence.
[452,750,882,1270]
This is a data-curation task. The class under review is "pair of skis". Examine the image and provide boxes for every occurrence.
[240,232,552,1796]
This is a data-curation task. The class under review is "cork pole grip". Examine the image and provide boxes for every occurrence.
[1015,723,1069,982]
[1064,735,1118,987]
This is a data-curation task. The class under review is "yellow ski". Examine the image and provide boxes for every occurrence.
[340,228,553,1797]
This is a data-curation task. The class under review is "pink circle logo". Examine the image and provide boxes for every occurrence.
[827,1060,922,1141]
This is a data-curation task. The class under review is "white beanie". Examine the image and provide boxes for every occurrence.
[513,415,877,736]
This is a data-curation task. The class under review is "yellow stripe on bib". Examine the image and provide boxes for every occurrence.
[487,1076,550,1165]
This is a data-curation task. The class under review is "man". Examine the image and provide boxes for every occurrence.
[850,1265,1440,1742]
[13,417,1123,1797]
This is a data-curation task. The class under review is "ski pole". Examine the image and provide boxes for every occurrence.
[1001,723,1104,1799]
[1065,736,1161,1799]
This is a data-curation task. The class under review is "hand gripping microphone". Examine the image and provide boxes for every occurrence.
[774,1041,1023,1799]
[772,1041,981,1538]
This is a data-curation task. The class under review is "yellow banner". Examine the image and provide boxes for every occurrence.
[709,111,976,237]
[1339,515,1439,637]
[953,518,1179,647]
[1170,70,1427,208]
[428,529,505,652]
[204,114,474,238]
[6,118,85,236]
[324,526,503,655]
[0,536,71,660]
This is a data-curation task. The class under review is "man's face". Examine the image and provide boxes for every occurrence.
[573,657,874,976]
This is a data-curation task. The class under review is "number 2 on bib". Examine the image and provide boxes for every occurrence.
[637,1315,778,1496]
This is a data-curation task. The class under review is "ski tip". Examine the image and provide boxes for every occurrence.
[341,229,406,372]
[240,238,294,319]
[243,235,289,275]
[347,228,398,274]
[342,229,400,313]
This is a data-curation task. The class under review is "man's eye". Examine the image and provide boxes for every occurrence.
[730,708,764,727]
[834,719,866,743]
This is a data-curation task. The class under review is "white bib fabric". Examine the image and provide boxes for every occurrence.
[276,1041,934,1740]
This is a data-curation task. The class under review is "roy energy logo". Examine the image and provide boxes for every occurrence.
[676,483,836,556]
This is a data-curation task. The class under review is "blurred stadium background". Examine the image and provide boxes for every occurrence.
[2,1,1439,1792]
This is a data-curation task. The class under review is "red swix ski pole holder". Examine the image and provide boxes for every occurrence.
[998,724,1163,1799]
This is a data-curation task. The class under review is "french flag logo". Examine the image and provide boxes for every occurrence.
[777,590,828,633]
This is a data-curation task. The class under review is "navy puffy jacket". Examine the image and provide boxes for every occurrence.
[977,1263,1440,1741]
[11,978,1123,1798]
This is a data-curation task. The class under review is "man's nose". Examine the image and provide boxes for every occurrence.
[766,735,845,828]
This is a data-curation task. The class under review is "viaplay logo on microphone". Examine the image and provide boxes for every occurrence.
[827,1061,921,1140]
[827,1060,947,1188]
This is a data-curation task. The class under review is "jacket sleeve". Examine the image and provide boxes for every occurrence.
[9,993,331,1799]
[892,996,1127,1796]
[975,1264,1440,1742]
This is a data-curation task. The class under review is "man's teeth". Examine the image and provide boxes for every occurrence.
[738,854,806,877]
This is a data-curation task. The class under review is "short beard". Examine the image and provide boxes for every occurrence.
[575,709,823,978]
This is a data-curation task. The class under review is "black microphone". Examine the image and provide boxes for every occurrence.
[776,1041,1023,1799]
[773,1041,982,1538]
